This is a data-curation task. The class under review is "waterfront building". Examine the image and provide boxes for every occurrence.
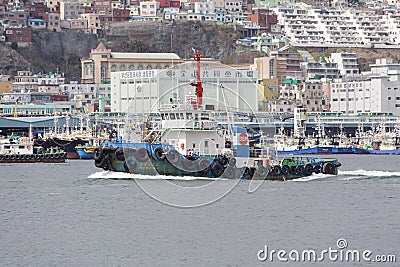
[330,58,400,116]
[80,42,183,84]
[110,67,258,114]
[80,43,182,112]
[0,103,72,117]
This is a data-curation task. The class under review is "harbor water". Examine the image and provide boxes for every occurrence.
[1,155,399,266]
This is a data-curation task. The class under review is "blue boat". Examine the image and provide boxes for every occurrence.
[75,137,102,159]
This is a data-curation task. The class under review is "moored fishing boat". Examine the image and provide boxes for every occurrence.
[0,136,66,163]
[75,137,102,159]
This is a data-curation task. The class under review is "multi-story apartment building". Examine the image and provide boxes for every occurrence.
[5,27,32,45]
[140,1,159,17]
[11,71,38,93]
[247,8,277,31]
[45,0,60,13]
[194,2,215,15]
[275,6,400,46]
[45,12,61,32]
[210,0,224,10]
[6,9,29,27]
[81,13,101,34]
[59,80,97,99]
[272,49,303,84]
[302,61,341,80]
[329,52,360,76]
[225,0,242,13]
[37,72,65,93]
[60,2,85,20]
[25,2,48,19]
[251,33,273,53]
[387,11,400,44]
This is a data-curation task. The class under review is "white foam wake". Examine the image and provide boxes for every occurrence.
[290,173,334,182]
[88,171,225,181]
[338,169,400,180]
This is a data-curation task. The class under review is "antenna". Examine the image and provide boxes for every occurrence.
[189,49,204,110]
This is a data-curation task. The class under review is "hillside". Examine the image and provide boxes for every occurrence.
[0,22,255,81]
[1,21,400,81]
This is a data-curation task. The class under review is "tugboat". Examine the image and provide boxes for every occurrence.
[0,136,66,163]
[93,51,341,180]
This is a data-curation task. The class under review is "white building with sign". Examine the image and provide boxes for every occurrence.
[111,65,258,114]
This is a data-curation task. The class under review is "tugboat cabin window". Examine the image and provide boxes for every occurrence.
[180,113,184,119]
[186,113,192,119]
[205,140,209,147]
[19,146,24,149]
[170,113,175,119]
[161,113,165,119]
[4,145,10,149]
[192,144,196,148]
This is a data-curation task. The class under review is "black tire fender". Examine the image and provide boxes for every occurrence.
[281,165,290,175]
[135,148,150,163]
[166,150,180,164]
[211,162,224,177]
[304,164,313,176]
[153,147,166,161]
[115,147,125,161]
[93,147,103,161]
[273,165,282,176]
[296,165,305,176]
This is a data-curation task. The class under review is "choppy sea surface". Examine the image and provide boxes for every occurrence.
[1,154,399,266]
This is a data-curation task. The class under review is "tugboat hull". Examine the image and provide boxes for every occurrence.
[94,145,341,181]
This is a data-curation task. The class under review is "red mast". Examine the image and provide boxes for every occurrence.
[189,50,203,110]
